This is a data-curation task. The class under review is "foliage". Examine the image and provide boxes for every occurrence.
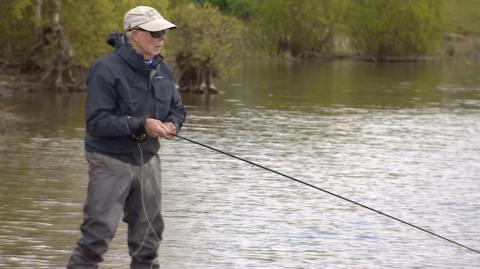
[0,0,170,68]
[61,0,117,68]
[0,0,474,87]
[247,0,348,58]
[186,0,253,19]
[62,0,169,67]
[0,1,38,63]
[444,0,480,34]
[346,0,444,59]
[167,3,244,92]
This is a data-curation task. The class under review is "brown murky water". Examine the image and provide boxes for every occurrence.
[1,59,479,268]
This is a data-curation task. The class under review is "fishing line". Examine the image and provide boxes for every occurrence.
[173,133,480,255]
[134,142,161,269]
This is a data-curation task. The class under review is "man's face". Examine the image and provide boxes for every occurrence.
[131,29,166,59]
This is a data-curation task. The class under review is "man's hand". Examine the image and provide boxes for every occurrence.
[144,118,176,140]
[160,122,177,139]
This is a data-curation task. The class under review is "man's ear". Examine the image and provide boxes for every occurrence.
[130,30,139,42]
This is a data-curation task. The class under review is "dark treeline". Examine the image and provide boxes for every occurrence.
[0,0,474,92]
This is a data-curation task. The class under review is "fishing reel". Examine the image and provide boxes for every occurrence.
[132,133,147,142]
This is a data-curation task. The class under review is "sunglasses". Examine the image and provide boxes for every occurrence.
[131,28,166,38]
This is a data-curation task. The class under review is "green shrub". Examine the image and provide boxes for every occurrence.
[187,0,253,19]
[248,0,348,58]
[62,0,170,67]
[346,0,444,59]
[0,1,38,64]
[167,3,244,92]
[0,0,170,68]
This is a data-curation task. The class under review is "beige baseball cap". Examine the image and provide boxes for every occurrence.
[124,6,177,31]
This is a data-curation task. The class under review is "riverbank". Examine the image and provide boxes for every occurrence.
[0,72,48,133]
[331,32,480,61]
[0,72,51,98]
[0,32,479,97]
[0,106,20,134]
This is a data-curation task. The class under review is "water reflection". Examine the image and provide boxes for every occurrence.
[0,59,479,268]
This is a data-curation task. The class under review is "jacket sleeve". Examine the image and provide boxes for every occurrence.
[166,87,186,131]
[85,61,145,138]
[161,61,186,130]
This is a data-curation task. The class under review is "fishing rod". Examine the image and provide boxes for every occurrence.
[173,133,480,256]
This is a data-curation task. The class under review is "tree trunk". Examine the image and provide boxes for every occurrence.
[52,0,61,24]
[40,0,76,91]
[34,0,42,34]
[176,52,219,94]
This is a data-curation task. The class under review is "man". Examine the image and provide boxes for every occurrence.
[67,6,186,269]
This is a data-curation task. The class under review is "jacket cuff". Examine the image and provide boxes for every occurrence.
[168,118,182,132]
[127,116,146,134]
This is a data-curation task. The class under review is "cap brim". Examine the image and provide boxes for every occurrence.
[140,18,177,31]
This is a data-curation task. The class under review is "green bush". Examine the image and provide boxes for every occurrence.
[188,0,253,19]
[0,0,170,68]
[346,0,444,59]
[248,0,348,58]
[167,3,244,92]
[62,0,170,67]
[444,0,480,34]
[0,1,39,64]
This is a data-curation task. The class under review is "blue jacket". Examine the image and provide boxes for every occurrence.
[85,33,186,165]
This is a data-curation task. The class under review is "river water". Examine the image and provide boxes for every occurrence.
[0,59,479,268]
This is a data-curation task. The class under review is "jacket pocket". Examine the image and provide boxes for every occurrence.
[117,80,145,116]
[152,78,174,119]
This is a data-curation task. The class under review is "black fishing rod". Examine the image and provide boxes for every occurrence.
[173,133,480,256]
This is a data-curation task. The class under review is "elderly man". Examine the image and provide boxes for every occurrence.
[67,6,186,269]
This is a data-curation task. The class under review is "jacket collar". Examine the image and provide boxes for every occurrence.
[106,32,162,73]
